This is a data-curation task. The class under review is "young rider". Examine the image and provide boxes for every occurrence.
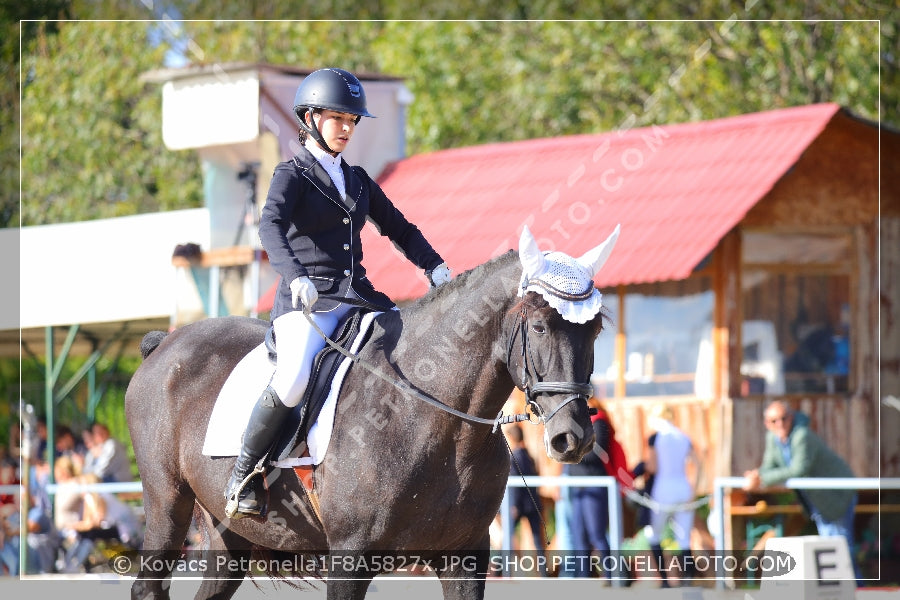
[225,67,451,519]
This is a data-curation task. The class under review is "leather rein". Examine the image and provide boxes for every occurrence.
[303,292,592,432]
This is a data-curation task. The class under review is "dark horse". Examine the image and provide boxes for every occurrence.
[125,227,618,600]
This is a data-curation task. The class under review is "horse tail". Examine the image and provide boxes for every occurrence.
[139,330,168,359]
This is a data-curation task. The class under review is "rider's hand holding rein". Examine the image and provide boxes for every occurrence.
[290,276,318,310]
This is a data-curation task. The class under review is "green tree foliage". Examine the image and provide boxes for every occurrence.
[20,21,203,225]
[17,16,892,225]
[0,2,72,227]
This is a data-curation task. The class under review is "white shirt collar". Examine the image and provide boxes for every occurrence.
[305,139,342,168]
[305,139,345,198]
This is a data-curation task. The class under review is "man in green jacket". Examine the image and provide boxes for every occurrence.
[743,400,860,579]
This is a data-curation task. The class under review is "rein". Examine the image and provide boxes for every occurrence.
[300,295,533,432]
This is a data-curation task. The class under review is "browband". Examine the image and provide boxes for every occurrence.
[523,277,595,302]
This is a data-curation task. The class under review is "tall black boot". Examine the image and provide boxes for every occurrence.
[651,543,670,588]
[224,386,292,519]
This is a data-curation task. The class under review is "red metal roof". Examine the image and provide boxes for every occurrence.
[258,103,841,310]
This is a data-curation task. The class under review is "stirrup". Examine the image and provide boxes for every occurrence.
[224,464,265,519]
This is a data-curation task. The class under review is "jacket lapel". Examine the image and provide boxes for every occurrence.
[342,162,362,208]
[295,148,348,212]
[306,160,347,210]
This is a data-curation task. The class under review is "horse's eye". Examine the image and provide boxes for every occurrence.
[532,323,546,334]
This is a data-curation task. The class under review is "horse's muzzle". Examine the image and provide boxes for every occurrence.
[541,398,595,463]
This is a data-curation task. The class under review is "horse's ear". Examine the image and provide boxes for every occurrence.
[577,224,621,277]
[519,225,546,277]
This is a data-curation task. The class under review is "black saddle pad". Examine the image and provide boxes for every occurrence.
[270,308,373,464]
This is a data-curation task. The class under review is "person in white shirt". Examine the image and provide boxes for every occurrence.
[85,423,132,483]
[643,403,700,587]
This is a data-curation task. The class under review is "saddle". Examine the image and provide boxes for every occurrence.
[266,307,374,466]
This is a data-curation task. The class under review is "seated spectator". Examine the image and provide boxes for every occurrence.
[55,425,88,474]
[53,455,89,572]
[0,499,18,574]
[0,458,17,508]
[81,428,96,475]
[0,487,57,575]
[84,423,132,483]
[76,473,142,550]
[34,418,49,463]
[53,459,142,572]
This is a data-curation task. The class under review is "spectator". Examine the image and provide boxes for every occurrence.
[34,418,48,463]
[55,425,87,474]
[0,458,17,508]
[563,398,620,579]
[505,424,545,568]
[85,423,132,483]
[53,455,91,572]
[0,495,18,574]
[643,403,700,588]
[743,400,861,580]
[6,423,20,462]
[81,428,96,475]
[0,478,57,575]
[53,453,143,573]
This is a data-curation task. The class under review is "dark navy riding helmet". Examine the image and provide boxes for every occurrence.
[293,68,376,122]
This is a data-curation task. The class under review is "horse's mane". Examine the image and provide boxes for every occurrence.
[399,249,609,334]
[406,249,519,310]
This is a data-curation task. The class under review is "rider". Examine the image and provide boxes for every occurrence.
[225,67,451,519]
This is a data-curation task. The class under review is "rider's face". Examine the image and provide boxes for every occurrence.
[311,110,357,154]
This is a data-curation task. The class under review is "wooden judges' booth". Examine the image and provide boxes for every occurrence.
[590,113,892,551]
[481,106,899,552]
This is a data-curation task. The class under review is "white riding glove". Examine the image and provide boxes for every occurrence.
[428,262,452,287]
[289,276,318,310]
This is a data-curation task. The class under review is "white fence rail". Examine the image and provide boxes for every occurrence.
[5,476,899,585]
[711,476,900,588]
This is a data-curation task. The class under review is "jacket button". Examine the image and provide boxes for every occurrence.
[343,217,350,224]
[343,244,350,251]
[343,269,351,276]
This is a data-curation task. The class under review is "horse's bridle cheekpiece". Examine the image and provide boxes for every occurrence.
[506,304,594,426]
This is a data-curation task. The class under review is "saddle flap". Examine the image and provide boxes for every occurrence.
[271,308,372,464]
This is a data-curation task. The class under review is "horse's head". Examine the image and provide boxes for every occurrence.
[506,224,620,463]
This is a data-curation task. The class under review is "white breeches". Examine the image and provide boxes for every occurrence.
[268,304,353,408]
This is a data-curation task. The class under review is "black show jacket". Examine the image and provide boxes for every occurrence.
[259,147,444,319]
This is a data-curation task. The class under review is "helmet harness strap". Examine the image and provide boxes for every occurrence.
[299,107,337,156]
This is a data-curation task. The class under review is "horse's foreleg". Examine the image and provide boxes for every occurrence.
[192,505,251,600]
[325,555,374,600]
[325,578,373,600]
[435,539,491,600]
[131,482,196,600]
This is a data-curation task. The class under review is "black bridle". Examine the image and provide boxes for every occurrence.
[506,302,594,424]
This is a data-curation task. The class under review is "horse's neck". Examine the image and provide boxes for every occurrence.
[398,253,521,416]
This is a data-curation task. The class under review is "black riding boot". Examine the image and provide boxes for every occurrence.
[224,386,292,519]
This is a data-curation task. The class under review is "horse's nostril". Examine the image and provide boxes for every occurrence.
[551,432,577,455]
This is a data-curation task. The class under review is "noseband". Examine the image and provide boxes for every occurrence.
[506,304,593,424]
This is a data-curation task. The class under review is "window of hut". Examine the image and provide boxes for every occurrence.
[592,278,714,398]
[740,231,853,396]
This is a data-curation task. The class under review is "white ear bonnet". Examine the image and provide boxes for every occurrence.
[517,225,621,324]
